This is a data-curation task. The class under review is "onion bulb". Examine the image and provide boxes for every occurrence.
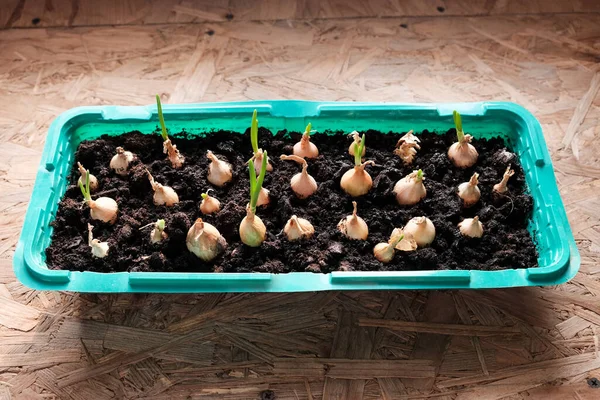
[348,131,366,157]
[186,218,227,262]
[293,123,319,159]
[239,206,267,247]
[458,173,480,207]
[253,149,273,176]
[200,191,220,215]
[280,155,318,198]
[373,228,407,263]
[340,161,375,197]
[163,139,185,169]
[147,170,179,206]
[257,187,270,207]
[337,201,368,240]
[80,173,118,224]
[150,219,167,243]
[284,215,315,241]
[393,169,426,206]
[207,151,233,187]
[493,165,515,194]
[448,110,478,168]
[403,216,435,247]
[88,223,109,258]
[458,216,483,238]
[110,147,134,176]
[77,162,98,192]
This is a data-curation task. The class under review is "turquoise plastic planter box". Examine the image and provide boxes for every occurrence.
[13,101,579,293]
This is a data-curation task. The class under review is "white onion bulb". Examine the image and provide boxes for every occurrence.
[293,123,319,159]
[458,173,480,207]
[88,197,118,224]
[393,169,426,206]
[458,216,484,238]
[207,151,232,187]
[493,165,515,194]
[338,201,368,240]
[88,223,109,258]
[186,218,227,262]
[403,216,435,247]
[348,131,366,157]
[110,147,134,176]
[77,162,98,192]
[280,155,318,199]
[284,215,315,241]
[147,170,179,207]
[448,136,478,168]
[257,187,270,207]
[340,161,375,197]
[253,149,273,175]
[373,228,407,263]
[200,191,221,215]
[239,209,267,247]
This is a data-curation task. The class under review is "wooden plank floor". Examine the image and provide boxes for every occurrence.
[1,1,600,399]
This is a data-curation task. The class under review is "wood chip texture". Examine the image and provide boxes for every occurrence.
[1,0,600,398]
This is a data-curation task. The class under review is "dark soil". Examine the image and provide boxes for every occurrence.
[46,127,538,273]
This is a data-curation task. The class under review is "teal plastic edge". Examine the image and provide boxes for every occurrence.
[13,100,580,293]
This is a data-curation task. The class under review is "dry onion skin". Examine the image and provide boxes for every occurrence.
[77,162,98,192]
[88,223,109,258]
[79,171,118,224]
[250,109,273,175]
[457,173,481,207]
[207,151,233,187]
[147,170,179,207]
[284,215,315,241]
[239,151,269,247]
[280,154,318,199]
[337,201,368,240]
[393,169,426,206]
[200,190,221,215]
[493,165,515,194]
[394,130,421,165]
[403,216,435,248]
[186,218,227,262]
[458,216,484,238]
[156,95,185,169]
[448,110,478,168]
[341,133,375,197]
[293,123,319,159]
[110,146,134,176]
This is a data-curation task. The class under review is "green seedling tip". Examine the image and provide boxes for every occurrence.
[416,169,423,180]
[201,193,208,199]
[304,123,312,135]
[248,150,268,213]
[156,219,165,230]
[156,95,169,141]
[355,133,366,166]
[251,109,259,153]
[453,110,464,142]
[79,169,91,201]
[391,233,405,248]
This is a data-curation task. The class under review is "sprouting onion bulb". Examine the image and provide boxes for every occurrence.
[79,171,118,224]
[403,216,435,247]
[239,151,268,247]
[340,133,375,197]
[88,223,109,258]
[374,228,406,263]
[280,154,318,198]
[394,130,421,165]
[458,216,483,238]
[249,109,273,175]
[394,169,426,206]
[156,95,185,169]
[147,170,179,206]
[186,218,227,262]
[448,110,478,168]
[200,190,221,215]
[150,219,167,243]
[348,131,366,157]
[77,162,98,192]
[207,151,233,187]
[493,165,515,194]
[337,201,368,240]
[293,123,319,159]
[257,187,270,207]
[284,215,315,241]
[458,173,480,207]
[110,146,134,176]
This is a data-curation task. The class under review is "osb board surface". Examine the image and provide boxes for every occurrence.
[1,2,600,399]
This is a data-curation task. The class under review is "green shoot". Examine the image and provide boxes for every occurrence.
[453,110,464,142]
[156,219,165,231]
[416,169,423,181]
[156,95,169,141]
[201,193,209,200]
[354,133,366,166]
[304,123,312,137]
[251,109,259,154]
[79,170,91,201]
[249,150,268,214]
